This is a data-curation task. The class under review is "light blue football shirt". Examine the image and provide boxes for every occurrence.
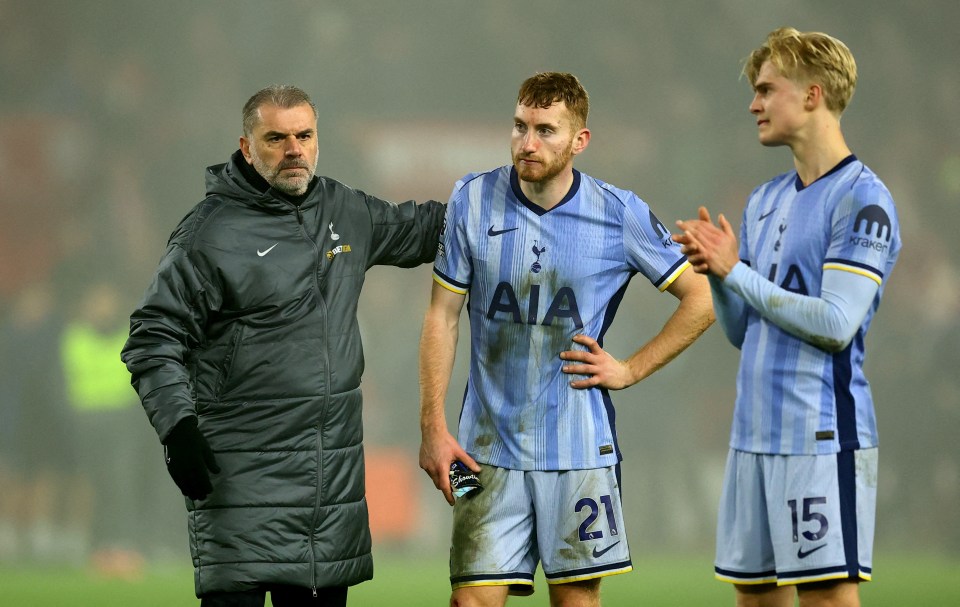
[732,156,901,454]
[434,166,689,470]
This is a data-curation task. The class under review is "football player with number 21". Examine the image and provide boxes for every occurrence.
[419,71,714,607]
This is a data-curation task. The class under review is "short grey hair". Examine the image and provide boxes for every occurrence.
[242,85,317,136]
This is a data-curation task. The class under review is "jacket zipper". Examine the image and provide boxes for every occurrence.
[215,324,244,399]
[295,201,332,594]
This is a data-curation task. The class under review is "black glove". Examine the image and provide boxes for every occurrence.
[163,417,220,500]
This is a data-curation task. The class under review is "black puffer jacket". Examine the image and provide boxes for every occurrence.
[122,151,444,595]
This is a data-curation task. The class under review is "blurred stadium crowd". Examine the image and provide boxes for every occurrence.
[0,1,957,577]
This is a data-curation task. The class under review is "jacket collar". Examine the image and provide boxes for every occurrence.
[205,150,322,214]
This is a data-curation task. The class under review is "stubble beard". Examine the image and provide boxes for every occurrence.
[249,146,318,196]
[512,139,574,184]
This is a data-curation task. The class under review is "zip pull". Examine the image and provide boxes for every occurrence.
[312,586,318,598]
[296,206,304,225]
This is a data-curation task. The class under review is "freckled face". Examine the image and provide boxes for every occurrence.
[511,102,577,184]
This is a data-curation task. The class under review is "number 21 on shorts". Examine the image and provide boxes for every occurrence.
[576,495,619,540]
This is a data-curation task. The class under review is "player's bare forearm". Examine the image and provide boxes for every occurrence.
[418,282,477,505]
[418,316,456,428]
[629,303,713,381]
[623,269,714,384]
[418,284,463,429]
[418,313,458,503]
[560,270,713,389]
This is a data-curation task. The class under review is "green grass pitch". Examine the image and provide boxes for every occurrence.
[1,553,957,605]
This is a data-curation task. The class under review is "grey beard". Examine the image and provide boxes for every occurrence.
[249,150,316,196]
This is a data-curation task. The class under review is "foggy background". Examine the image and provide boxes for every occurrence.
[1,0,957,591]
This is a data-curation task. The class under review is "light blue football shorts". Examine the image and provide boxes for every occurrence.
[450,464,633,596]
[715,448,877,586]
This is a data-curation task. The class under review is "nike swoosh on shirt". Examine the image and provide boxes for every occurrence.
[257,243,279,257]
[758,209,777,221]
[487,225,519,236]
[592,541,621,559]
[797,544,827,559]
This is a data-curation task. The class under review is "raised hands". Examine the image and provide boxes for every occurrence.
[672,206,739,279]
